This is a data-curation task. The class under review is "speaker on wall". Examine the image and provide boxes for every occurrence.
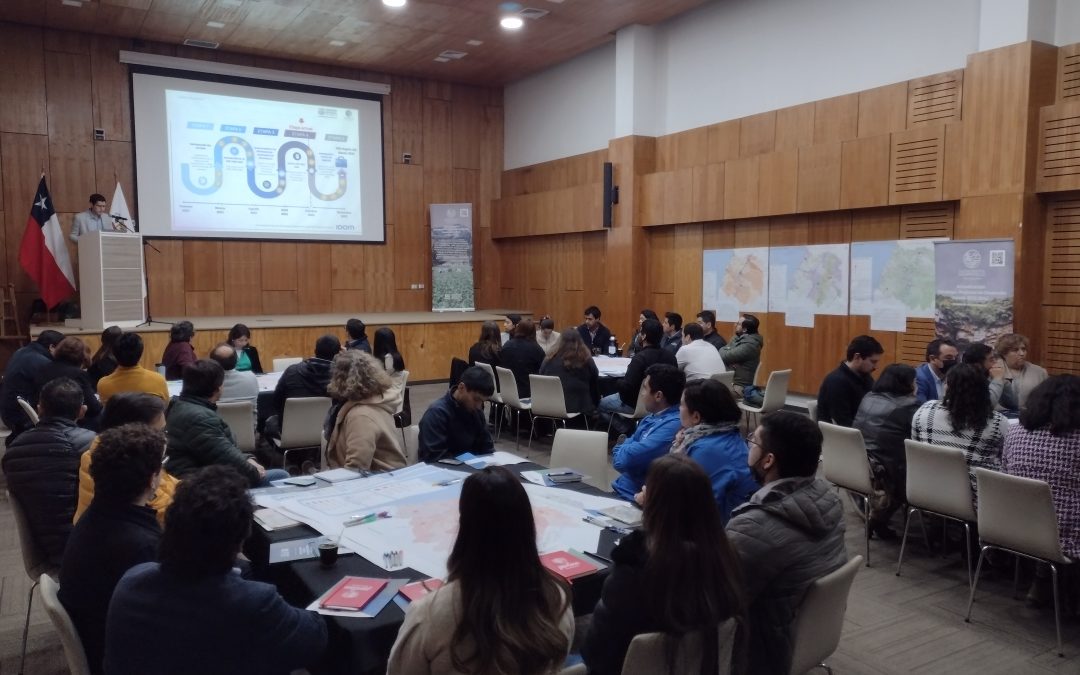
[603,161,619,229]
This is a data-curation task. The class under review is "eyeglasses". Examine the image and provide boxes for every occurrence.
[745,433,759,447]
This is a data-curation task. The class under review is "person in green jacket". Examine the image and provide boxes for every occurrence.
[164,359,288,488]
[719,314,764,396]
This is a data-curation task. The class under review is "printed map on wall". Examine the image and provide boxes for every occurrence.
[702,247,769,321]
[850,240,937,319]
[768,244,850,316]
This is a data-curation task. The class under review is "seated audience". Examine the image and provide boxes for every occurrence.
[467,320,502,368]
[627,309,658,356]
[344,317,371,353]
[583,454,745,675]
[75,392,178,527]
[418,366,495,462]
[612,365,685,501]
[87,326,122,388]
[852,364,921,539]
[696,310,727,350]
[816,334,883,427]
[161,320,197,381]
[209,342,259,428]
[675,322,727,381]
[104,466,327,675]
[599,319,678,434]
[374,326,407,376]
[166,359,286,488]
[911,363,1009,504]
[577,305,612,354]
[387,466,572,675]
[719,314,764,395]
[1,377,96,566]
[500,318,546,398]
[727,411,847,674]
[536,316,560,356]
[995,333,1048,409]
[33,336,102,428]
[1002,376,1080,560]
[326,350,407,471]
[962,342,1018,411]
[96,332,169,403]
[502,313,522,345]
[227,323,263,373]
[672,379,758,523]
[660,311,683,353]
[60,423,166,675]
[0,329,64,441]
[539,328,600,415]
[914,338,958,403]
[265,334,339,439]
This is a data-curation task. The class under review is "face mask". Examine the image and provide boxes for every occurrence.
[747,453,768,485]
[939,358,957,374]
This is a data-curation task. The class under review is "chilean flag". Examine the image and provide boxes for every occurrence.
[19,177,76,309]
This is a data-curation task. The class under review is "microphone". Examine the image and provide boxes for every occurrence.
[110,214,128,221]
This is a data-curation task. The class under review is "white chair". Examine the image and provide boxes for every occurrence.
[709,370,735,393]
[272,396,332,472]
[39,574,92,675]
[805,399,818,422]
[217,400,256,453]
[896,440,977,586]
[272,356,303,372]
[819,422,873,566]
[606,383,648,434]
[528,374,585,448]
[8,490,60,675]
[550,429,609,491]
[474,362,504,436]
[392,370,411,448]
[402,425,420,465]
[788,555,864,675]
[621,617,737,675]
[965,469,1072,657]
[17,396,38,426]
[736,369,791,427]
[495,367,532,452]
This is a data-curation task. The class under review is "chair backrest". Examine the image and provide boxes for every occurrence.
[279,396,332,448]
[395,371,410,415]
[449,358,469,389]
[217,401,256,452]
[805,399,818,423]
[760,369,792,413]
[621,617,737,675]
[402,425,420,465]
[39,574,93,675]
[788,555,863,675]
[819,422,874,494]
[904,440,977,522]
[710,371,735,392]
[272,357,303,372]
[529,374,569,418]
[7,490,53,580]
[17,396,39,425]
[474,362,501,401]
[628,381,650,420]
[974,468,1068,563]
[753,362,762,387]
[550,429,609,491]
[495,367,525,407]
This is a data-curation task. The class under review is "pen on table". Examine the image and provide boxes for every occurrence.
[436,478,463,487]
[342,511,390,527]
[582,515,608,528]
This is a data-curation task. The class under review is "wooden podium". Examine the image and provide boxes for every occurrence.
[70,231,146,330]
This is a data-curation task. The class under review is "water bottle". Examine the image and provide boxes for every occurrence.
[608,336,617,356]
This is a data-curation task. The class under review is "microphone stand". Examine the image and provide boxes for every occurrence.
[119,218,173,329]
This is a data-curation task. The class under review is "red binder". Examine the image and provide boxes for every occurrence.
[398,578,445,603]
[540,551,599,581]
[319,576,388,611]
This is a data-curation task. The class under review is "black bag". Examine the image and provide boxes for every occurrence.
[394,387,412,428]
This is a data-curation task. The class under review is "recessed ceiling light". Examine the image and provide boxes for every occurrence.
[329,39,347,47]
[466,39,483,47]
[383,0,406,7]
[434,57,451,63]
[206,21,226,28]
[61,0,83,7]
[500,16,524,30]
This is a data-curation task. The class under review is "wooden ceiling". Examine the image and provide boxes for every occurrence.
[0,0,707,85]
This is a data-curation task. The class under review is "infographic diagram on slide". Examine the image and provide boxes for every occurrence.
[167,89,364,235]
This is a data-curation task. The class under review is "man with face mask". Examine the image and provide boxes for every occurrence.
[915,338,959,403]
[726,411,847,675]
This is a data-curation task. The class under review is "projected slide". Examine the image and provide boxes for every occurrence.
[167,90,362,235]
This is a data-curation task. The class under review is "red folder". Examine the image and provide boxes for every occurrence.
[398,578,445,603]
[319,576,388,611]
[541,551,599,581]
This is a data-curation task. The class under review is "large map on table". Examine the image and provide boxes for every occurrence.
[849,240,936,318]
[702,247,769,321]
[767,244,850,316]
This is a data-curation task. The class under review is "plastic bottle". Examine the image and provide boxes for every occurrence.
[608,336,617,356]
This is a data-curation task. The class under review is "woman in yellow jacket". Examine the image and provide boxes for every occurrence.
[74,392,179,527]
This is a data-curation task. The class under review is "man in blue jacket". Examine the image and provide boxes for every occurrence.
[915,338,958,402]
[611,364,685,501]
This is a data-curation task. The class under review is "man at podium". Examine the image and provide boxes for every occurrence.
[70,193,120,242]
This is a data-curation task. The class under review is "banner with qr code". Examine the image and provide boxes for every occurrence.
[429,203,475,312]
[933,239,1014,350]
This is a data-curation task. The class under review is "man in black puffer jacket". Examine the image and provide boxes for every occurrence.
[0,329,64,442]
[727,411,847,674]
[263,335,339,441]
[2,377,96,566]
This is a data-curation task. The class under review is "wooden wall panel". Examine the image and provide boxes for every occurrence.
[797,142,842,213]
[704,220,736,250]
[391,76,424,167]
[899,203,955,239]
[144,239,185,317]
[840,135,890,209]
[0,25,47,135]
[1058,44,1080,103]
[260,242,298,291]
[814,94,859,145]
[262,290,298,315]
[1036,101,1080,193]
[1,133,50,296]
[907,70,963,127]
[941,122,964,201]
[423,98,453,205]
[222,242,262,315]
[451,85,483,170]
[92,140,134,210]
[44,51,95,213]
[1043,197,1080,306]
[739,112,776,157]
[691,164,724,222]
[850,207,900,241]
[183,241,224,292]
[707,121,740,164]
[393,163,428,289]
[889,125,944,204]
[775,103,816,151]
[724,156,760,219]
[858,82,908,137]
[90,36,132,143]
[655,128,709,172]
[757,151,798,216]
[185,290,224,316]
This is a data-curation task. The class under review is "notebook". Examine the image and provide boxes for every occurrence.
[599,504,643,526]
[319,577,388,611]
[398,578,445,603]
[541,550,600,581]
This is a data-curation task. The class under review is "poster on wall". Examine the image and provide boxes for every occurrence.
[701,247,769,322]
[430,203,475,312]
[933,239,1014,350]
[767,243,850,324]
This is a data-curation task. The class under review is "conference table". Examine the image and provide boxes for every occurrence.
[245,461,623,675]
[593,355,630,397]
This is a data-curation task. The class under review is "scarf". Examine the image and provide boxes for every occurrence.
[670,422,740,454]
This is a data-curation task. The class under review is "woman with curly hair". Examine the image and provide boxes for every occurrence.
[995,333,1049,409]
[161,320,197,381]
[325,350,406,471]
[911,363,1009,505]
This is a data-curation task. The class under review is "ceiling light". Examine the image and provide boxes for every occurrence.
[383,0,406,7]
[329,40,347,47]
[206,21,226,28]
[500,16,524,30]
[61,0,83,7]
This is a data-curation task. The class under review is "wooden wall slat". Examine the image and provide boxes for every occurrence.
[451,85,483,170]
[364,224,396,308]
[393,163,428,289]
[422,98,452,205]
[907,70,963,127]
[889,125,944,204]
[89,35,132,143]
[44,51,96,213]
[391,76,424,167]
[1057,45,1080,103]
